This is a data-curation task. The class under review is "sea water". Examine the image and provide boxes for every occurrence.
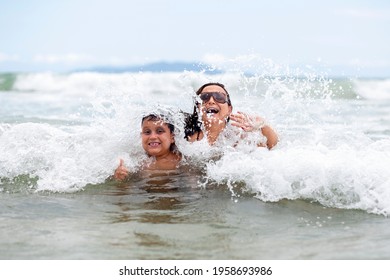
[1,64,390,259]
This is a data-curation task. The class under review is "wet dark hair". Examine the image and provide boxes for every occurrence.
[196,82,232,106]
[182,104,202,140]
[183,82,233,140]
[141,114,177,152]
[142,114,175,133]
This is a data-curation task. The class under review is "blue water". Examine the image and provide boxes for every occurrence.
[1,68,390,259]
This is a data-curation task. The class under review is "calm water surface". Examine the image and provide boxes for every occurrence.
[1,172,389,260]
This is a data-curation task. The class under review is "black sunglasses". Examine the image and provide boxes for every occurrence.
[199,92,228,104]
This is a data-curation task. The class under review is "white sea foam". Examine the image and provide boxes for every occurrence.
[1,68,390,215]
[353,78,390,100]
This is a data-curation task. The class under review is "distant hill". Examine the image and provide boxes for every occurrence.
[76,61,223,74]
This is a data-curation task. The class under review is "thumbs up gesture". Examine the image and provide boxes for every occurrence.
[114,159,129,181]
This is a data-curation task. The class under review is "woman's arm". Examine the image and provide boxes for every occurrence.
[260,125,278,149]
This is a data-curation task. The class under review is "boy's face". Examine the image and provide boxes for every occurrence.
[141,119,174,157]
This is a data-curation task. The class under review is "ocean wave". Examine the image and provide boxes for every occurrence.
[353,79,390,100]
[0,73,17,91]
[1,69,390,216]
[3,71,387,100]
[205,141,390,216]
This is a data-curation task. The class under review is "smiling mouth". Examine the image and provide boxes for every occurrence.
[148,142,160,147]
[205,108,219,114]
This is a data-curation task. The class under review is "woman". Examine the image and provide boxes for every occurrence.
[184,82,278,149]
[114,114,182,181]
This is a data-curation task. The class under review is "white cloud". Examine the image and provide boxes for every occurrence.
[201,53,282,71]
[347,58,390,68]
[104,56,147,66]
[33,53,95,64]
[0,52,19,62]
[334,8,390,20]
[31,53,148,67]
[201,53,227,65]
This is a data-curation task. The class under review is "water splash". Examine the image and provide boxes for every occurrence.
[1,57,390,216]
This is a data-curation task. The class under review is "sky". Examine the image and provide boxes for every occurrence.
[0,0,389,77]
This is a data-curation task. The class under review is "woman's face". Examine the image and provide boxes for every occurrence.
[141,119,174,157]
[198,85,232,126]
